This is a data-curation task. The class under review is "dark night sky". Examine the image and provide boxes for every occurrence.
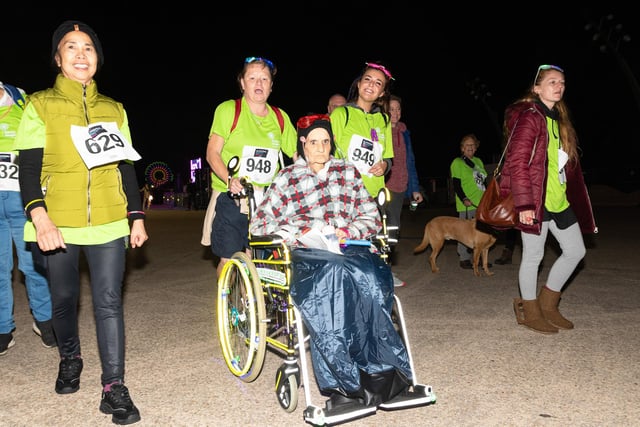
[4,5,639,191]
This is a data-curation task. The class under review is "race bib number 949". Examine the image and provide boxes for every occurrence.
[347,134,382,178]
[71,122,141,169]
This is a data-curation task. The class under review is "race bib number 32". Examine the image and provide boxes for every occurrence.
[0,152,19,191]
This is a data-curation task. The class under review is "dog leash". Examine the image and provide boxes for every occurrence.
[464,204,478,219]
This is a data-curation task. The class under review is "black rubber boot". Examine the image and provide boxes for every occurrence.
[494,248,513,265]
[360,369,410,407]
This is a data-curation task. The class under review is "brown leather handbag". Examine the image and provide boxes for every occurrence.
[476,116,534,230]
[476,171,516,229]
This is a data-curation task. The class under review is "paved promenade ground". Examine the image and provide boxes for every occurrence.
[2,186,639,426]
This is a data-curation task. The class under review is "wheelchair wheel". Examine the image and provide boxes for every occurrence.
[217,252,267,382]
[275,369,298,413]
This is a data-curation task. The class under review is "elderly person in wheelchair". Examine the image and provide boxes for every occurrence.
[249,114,430,420]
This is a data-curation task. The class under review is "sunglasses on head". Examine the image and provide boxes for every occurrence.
[245,56,275,71]
[533,64,564,85]
[365,62,395,81]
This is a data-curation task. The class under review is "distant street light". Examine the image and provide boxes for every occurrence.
[467,77,492,102]
[585,14,640,115]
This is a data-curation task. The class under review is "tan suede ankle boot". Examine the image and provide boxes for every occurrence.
[513,298,558,334]
[538,287,574,329]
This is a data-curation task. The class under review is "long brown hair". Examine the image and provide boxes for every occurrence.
[507,67,579,163]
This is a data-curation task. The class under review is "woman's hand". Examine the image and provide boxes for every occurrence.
[519,209,537,225]
[30,206,66,252]
[130,219,148,248]
[368,160,387,177]
[228,177,246,195]
[335,228,348,239]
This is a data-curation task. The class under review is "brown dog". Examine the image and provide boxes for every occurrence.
[413,216,497,276]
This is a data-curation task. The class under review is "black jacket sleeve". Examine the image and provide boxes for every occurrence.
[18,148,46,218]
[452,177,467,202]
[118,161,144,220]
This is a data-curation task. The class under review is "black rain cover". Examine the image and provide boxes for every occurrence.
[290,246,412,396]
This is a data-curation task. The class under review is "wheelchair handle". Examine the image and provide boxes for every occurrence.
[382,236,398,245]
[227,177,253,199]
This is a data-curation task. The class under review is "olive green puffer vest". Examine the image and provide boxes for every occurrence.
[29,75,128,227]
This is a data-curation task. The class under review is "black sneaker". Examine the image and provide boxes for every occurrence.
[55,356,83,394]
[0,333,15,356]
[322,393,376,425]
[100,383,141,425]
[33,320,57,348]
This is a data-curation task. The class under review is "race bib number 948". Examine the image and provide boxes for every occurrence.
[239,145,278,185]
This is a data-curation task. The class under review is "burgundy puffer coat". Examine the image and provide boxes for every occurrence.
[498,101,597,235]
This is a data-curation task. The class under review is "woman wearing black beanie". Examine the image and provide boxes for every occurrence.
[14,20,146,425]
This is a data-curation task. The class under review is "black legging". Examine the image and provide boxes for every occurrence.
[34,238,127,386]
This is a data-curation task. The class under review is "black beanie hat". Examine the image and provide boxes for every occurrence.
[296,114,335,160]
[51,20,104,69]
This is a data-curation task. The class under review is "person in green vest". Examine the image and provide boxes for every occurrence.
[14,20,146,425]
[450,133,489,269]
[331,62,405,285]
[0,82,55,356]
[204,57,297,277]
[330,61,394,200]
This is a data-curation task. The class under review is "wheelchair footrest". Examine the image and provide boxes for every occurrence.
[378,383,437,410]
[303,394,377,426]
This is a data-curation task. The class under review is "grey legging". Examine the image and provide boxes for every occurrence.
[519,221,586,300]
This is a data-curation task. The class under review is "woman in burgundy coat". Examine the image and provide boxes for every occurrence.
[499,64,597,334]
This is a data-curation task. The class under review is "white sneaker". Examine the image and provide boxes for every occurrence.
[392,273,406,288]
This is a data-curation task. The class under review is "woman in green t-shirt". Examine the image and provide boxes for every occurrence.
[450,133,488,269]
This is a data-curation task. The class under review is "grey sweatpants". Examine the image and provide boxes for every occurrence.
[518,221,586,300]
[457,209,476,261]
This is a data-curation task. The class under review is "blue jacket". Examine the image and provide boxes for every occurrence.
[403,128,421,198]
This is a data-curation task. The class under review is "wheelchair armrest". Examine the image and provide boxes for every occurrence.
[374,234,397,245]
[250,234,284,246]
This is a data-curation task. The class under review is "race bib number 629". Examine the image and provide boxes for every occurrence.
[71,122,141,169]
